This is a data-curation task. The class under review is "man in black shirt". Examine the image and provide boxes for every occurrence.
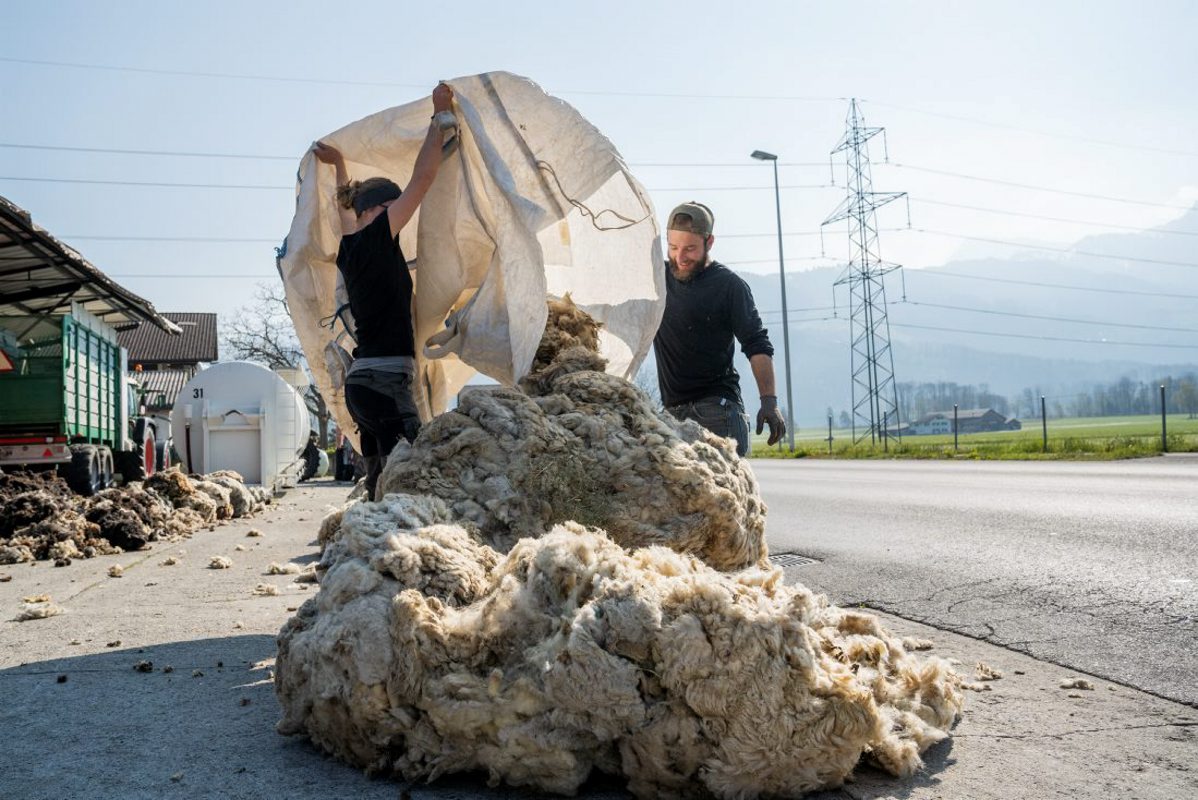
[653,202,786,456]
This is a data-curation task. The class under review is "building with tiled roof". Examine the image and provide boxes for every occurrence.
[119,312,217,365]
[118,312,218,412]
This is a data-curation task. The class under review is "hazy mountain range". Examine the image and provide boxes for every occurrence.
[710,205,1198,427]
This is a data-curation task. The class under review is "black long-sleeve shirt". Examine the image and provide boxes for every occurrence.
[652,260,774,407]
[336,212,415,359]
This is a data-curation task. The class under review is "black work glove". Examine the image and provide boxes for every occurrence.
[756,395,786,446]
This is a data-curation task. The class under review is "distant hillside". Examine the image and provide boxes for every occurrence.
[719,205,1198,427]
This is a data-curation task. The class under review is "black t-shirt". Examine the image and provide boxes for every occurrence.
[652,260,774,407]
[336,212,415,359]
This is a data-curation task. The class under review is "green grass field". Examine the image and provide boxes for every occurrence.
[751,414,1198,460]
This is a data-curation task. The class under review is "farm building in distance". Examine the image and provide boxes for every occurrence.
[906,408,1021,436]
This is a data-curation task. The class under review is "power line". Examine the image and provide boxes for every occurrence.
[0,56,841,101]
[897,300,1198,334]
[653,184,833,192]
[912,198,1198,236]
[45,232,844,245]
[65,235,277,243]
[0,142,835,168]
[908,269,1198,300]
[864,100,1198,158]
[0,56,427,89]
[721,227,908,240]
[759,304,839,315]
[0,175,289,190]
[912,228,1198,269]
[0,174,833,193]
[108,273,274,279]
[0,142,295,161]
[628,161,830,168]
[725,256,838,266]
[764,298,1198,335]
[5,56,1192,156]
[891,163,1195,211]
[889,321,1198,350]
[758,300,1198,336]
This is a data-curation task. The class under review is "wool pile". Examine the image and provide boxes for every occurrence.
[376,296,766,571]
[276,298,962,798]
[0,467,270,566]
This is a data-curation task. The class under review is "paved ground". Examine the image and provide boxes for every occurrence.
[754,455,1198,708]
[2,477,1196,799]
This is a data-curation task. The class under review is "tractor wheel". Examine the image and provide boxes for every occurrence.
[63,445,103,496]
[155,440,171,472]
[98,447,114,490]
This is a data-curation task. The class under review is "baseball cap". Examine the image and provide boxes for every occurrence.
[667,202,714,237]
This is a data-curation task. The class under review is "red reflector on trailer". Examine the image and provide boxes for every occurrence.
[43,448,54,458]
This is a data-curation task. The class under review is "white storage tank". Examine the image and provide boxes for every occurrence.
[171,361,311,490]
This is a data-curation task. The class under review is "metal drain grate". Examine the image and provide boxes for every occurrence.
[768,553,819,568]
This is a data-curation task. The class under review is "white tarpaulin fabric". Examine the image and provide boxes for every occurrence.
[279,72,664,449]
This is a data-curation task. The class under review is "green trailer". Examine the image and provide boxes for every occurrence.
[0,194,179,493]
[0,305,159,491]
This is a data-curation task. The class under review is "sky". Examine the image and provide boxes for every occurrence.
[2,0,1197,325]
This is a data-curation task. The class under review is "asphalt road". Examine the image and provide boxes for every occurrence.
[754,454,1198,707]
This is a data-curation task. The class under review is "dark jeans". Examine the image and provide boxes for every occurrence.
[345,370,421,498]
[666,395,750,456]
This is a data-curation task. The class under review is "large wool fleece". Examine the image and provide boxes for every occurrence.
[275,497,963,798]
[377,297,766,572]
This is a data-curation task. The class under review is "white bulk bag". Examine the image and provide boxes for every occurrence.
[279,71,663,449]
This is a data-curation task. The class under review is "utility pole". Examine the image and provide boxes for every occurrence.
[821,98,907,446]
[751,150,796,451]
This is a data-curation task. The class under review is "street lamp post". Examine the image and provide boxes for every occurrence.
[751,149,796,452]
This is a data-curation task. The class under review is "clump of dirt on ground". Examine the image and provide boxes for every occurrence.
[277,300,965,798]
[0,467,270,566]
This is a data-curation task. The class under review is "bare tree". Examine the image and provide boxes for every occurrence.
[221,282,332,446]
[1178,379,1198,419]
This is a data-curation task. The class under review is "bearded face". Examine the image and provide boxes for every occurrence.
[667,230,712,282]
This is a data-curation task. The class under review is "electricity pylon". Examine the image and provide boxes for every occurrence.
[822,98,907,445]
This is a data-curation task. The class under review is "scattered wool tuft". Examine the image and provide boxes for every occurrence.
[235,545,247,552]
[108,564,124,578]
[1060,678,1095,690]
[209,556,233,570]
[246,528,263,538]
[975,662,1003,681]
[290,564,319,584]
[16,599,65,621]
[902,637,934,651]
[267,562,302,575]
[160,556,180,566]
[253,583,281,596]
